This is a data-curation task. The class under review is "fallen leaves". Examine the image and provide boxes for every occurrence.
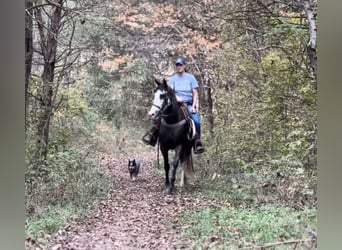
[26,151,226,250]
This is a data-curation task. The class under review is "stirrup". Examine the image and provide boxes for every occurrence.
[142,134,152,144]
[142,133,158,146]
[194,140,205,154]
[194,146,205,154]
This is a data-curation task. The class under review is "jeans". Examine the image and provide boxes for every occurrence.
[186,105,201,138]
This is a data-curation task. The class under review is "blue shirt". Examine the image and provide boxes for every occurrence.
[168,73,198,104]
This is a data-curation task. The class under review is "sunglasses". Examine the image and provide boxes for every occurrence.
[176,63,184,66]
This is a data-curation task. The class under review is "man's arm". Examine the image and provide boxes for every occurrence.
[191,87,199,113]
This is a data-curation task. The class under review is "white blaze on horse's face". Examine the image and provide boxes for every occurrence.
[148,89,166,116]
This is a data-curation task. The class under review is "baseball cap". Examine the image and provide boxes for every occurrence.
[175,57,186,65]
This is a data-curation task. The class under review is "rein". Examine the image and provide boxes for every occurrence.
[152,104,161,110]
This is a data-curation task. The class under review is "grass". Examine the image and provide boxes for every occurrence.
[173,165,317,249]
[25,125,150,242]
[26,122,317,249]
[25,149,112,241]
[177,204,316,249]
[26,204,84,240]
[191,174,255,205]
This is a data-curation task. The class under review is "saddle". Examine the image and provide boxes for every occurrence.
[180,103,196,141]
[143,103,196,146]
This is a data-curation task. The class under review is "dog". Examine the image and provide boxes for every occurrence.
[128,159,140,181]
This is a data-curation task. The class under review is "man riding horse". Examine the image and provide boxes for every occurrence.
[142,57,205,154]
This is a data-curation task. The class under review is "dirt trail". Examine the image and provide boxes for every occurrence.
[31,151,220,250]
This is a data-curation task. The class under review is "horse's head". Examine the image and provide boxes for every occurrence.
[148,79,175,117]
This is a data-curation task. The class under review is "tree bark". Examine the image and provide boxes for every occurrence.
[302,0,317,83]
[35,0,64,159]
[206,79,214,137]
[25,1,33,135]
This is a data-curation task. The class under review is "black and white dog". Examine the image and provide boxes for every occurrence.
[128,159,140,181]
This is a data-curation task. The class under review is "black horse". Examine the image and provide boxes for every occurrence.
[149,79,195,195]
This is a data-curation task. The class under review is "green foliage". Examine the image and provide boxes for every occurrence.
[26,147,111,206]
[26,148,112,239]
[25,1,317,246]
[26,204,81,240]
[82,58,153,129]
[26,81,113,240]
[198,7,317,212]
[58,87,89,118]
[178,205,316,248]
[50,83,100,150]
[26,70,151,239]
[193,159,316,208]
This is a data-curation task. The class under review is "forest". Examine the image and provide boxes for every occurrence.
[25,0,317,249]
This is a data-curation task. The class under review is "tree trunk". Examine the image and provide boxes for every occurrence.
[302,0,317,84]
[35,0,64,159]
[206,80,214,136]
[25,1,33,135]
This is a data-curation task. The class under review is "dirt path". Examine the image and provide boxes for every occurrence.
[32,151,220,250]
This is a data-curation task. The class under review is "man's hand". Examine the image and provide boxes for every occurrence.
[176,95,183,102]
[190,105,197,113]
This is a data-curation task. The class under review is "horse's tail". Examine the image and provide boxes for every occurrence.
[184,155,194,175]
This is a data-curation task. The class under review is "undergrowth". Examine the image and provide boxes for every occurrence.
[174,156,317,249]
[25,146,112,241]
[25,123,148,242]
[178,204,316,249]
[26,204,83,240]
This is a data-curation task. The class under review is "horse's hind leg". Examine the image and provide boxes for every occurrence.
[180,164,186,188]
[180,158,192,188]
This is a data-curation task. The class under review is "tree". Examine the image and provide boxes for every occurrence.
[27,0,100,159]
[302,0,317,82]
[25,0,34,135]
[34,0,64,159]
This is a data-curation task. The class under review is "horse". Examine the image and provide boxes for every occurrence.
[149,78,195,195]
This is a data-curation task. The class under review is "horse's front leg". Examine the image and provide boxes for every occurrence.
[160,147,170,193]
[169,147,181,194]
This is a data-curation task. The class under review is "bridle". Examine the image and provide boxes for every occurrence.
[152,104,161,111]
[151,87,193,132]
[158,91,188,128]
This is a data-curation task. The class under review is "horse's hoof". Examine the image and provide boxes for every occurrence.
[164,187,172,195]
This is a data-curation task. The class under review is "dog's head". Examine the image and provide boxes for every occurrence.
[128,159,137,172]
[128,159,140,180]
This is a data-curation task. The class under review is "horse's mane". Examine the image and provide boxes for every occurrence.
[167,86,178,105]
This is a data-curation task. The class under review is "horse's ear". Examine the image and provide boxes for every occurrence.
[162,78,168,89]
[155,79,161,86]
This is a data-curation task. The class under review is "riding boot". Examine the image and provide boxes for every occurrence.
[142,125,159,146]
[193,136,205,154]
